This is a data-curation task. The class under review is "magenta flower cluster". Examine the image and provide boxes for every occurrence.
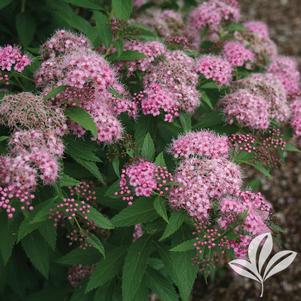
[290,98,301,137]
[117,159,173,205]
[195,55,233,85]
[0,45,30,83]
[222,41,254,67]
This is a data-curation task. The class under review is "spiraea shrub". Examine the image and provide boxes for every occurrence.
[0,0,300,300]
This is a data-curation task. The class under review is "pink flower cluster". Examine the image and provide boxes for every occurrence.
[169,156,242,221]
[36,30,136,144]
[0,45,30,83]
[41,29,91,59]
[187,0,240,34]
[121,40,167,74]
[50,182,96,227]
[268,56,301,98]
[290,98,301,137]
[116,159,173,205]
[244,21,270,40]
[221,89,270,129]
[223,41,254,67]
[223,73,290,129]
[195,55,233,85]
[169,130,229,159]
[139,50,199,121]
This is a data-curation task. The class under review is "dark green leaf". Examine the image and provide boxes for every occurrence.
[39,221,57,251]
[57,248,101,265]
[94,11,112,48]
[85,207,114,229]
[65,107,97,137]
[64,0,102,9]
[160,211,185,241]
[153,197,169,223]
[59,173,80,187]
[112,200,158,227]
[0,0,13,9]
[170,239,195,252]
[16,13,36,47]
[86,247,126,292]
[86,233,105,257]
[122,236,153,301]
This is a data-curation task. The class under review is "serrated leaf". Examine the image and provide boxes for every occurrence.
[85,207,114,229]
[16,13,36,47]
[160,211,185,241]
[146,268,179,301]
[94,11,112,48]
[39,221,57,251]
[65,107,97,137]
[170,239,195,252]
[86,233,105,257]
[112,0,132,20]
[17,218,40,242]
[59,173,80,187]
[21,232,50,278]
[86,247,126,292]
[153,197,168,223]
[111,200,158,227]
[141,133,155,161]
[57,248,101,265]
[122,236,153,301]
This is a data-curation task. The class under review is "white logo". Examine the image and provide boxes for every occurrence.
[228,232,297,298]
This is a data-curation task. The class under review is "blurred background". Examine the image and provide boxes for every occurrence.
[192,1,301,300]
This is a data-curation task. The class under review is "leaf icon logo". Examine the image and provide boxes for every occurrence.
[228,232,297,298]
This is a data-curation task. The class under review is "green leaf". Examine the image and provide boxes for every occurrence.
[122,236,153,301]
[0,216,18,264]
[94,11,112,48]
[153,197,169,223]
[112,200,158,227]
[250,161,272,179]
[112,157,120,177]
[72,157,105,184]
[112,0,132,20]
[141,133,155,161]
[160,211,185,241]
[109,50,146,62]
[146,268,179,301]
[21,232,50,278]
[155,152,166,167]
[59,173,80,187]
[39,221,57,251]
[64,0,102,9]
[170,239,195,252]
[285,143,301,153]
[31,197,58,224]
[57,248,101,265]
[85,207,114,229]
[201,91,213,109]
[17,218,40,242]
[158,246,198,301]
[70,287,93,301]
[0,0,13,9]
[86,233,105,257]
[65,107,97,137]
[86,247,126,292]
[44,86,65,100]
[16,13,36,47]
[0,136,9,142]
[179,113,192,132]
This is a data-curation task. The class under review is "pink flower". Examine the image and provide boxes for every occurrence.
[244,21,270,39]
[290,98,301,137]
[268,56,301,98]
[0,45,30,72]
[195,55,233,85]
[221,89,270,129]
[169,130,230,159]
[223,41,254,67]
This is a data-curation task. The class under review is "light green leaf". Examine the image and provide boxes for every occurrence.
[65,107,97,137]
[141,133,155,161]
[59,173,80,187]
[44,86,65,100]
[285,143,301,153]
[112,0,132,20]
[85,207,114,229]
[155,152,166,167]
[94,11,112,48]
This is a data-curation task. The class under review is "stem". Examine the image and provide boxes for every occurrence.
[260,281,264,298]
[21,0,26,13]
